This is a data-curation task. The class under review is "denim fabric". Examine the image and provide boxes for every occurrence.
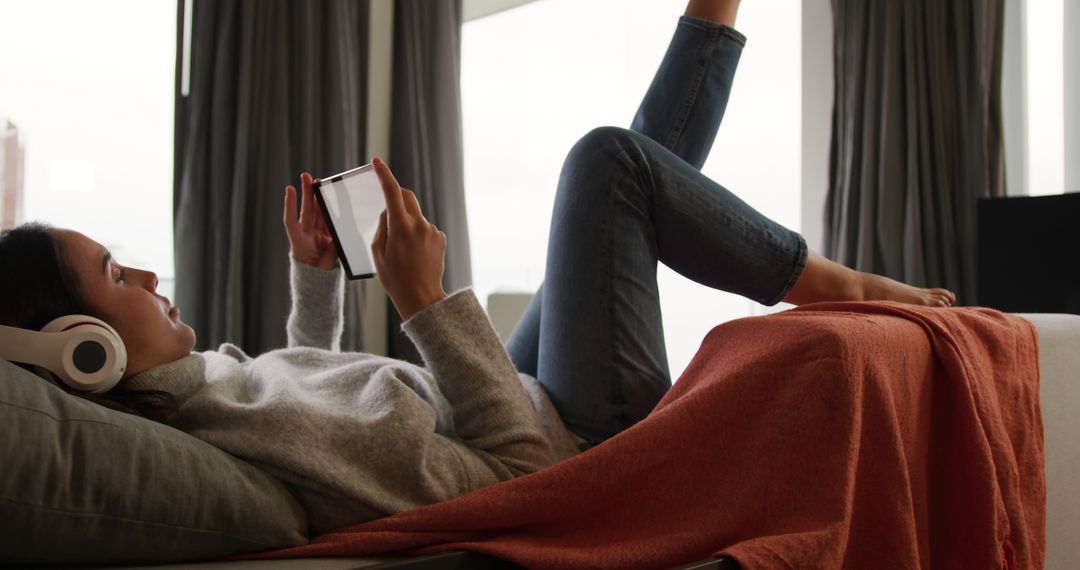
[506,17,808,447]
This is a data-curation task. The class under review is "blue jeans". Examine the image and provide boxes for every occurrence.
[505,17,808,447]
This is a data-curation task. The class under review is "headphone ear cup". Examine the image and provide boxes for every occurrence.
[40,316,127,393]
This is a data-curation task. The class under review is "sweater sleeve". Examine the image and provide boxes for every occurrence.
[286,257,345,351]
[402,289,556,477]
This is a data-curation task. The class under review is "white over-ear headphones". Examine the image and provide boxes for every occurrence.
[0,315,127,393]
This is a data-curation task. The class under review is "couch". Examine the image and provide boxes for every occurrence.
[2,312,1077,568]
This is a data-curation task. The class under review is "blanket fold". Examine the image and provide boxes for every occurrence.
[237,302,1044,569]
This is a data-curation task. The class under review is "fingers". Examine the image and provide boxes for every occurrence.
[403,189,423,217]
[300,172,316,231]
[371,209,388,259]
[283,185,299,236]
[311,178,330,230]
[372,157,407,223]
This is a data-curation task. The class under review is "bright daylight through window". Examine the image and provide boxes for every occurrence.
[0,0,177,299]
[1024,0,1065,196]
[0,0,1064,370]
[462,0,802,378]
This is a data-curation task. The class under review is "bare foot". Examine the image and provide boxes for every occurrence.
[783,251,958,307]
[859,273,956,307]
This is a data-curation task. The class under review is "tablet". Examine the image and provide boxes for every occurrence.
[313,163,383,280]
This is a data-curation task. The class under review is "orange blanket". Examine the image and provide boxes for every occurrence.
[241,302,1045,569]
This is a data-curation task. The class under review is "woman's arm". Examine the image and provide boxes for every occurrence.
[367,157,448,320]
[402,290,556,480]
[283,172,346,350]
[283,172,338,271]
[285,258,344,350]
[368,157,555,478]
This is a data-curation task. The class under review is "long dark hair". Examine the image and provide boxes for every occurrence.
[0,222,178,420]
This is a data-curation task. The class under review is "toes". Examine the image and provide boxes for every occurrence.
[924,292,949,308]
[930,288,956,306]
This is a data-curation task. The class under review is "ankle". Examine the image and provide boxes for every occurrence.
[685,0,740,27]
[848,272,870,302]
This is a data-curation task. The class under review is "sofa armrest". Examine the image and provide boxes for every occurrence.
[1018,313,1080,569]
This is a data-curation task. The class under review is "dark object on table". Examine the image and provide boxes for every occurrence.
[977,192,1080,314]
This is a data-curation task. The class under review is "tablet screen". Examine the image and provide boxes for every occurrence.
[313,164,383,280]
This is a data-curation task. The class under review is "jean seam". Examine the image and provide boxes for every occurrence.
[764,232,809,306]
[601,136,653,441]
[602,148,622,427]
[567,146,620,445]
[663,25,717,157]
[678,16,747,46]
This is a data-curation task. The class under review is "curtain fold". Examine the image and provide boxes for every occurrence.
[825,0,1005,305]
[385,0,471,363]
[174,0,370,355]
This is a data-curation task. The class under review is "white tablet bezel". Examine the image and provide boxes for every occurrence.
[312,163,382,280]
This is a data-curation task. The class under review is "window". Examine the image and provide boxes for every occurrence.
[1023,0,1064,196]
[462,0,801,378]
[1002,0,1068,197]
[0,0,177,299]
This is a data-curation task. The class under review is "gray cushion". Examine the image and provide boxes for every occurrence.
[0,360,309,565]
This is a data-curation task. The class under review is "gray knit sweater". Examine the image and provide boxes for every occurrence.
[124,260,584,536]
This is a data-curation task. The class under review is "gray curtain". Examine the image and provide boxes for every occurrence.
[825,0,1006,305]
[174,0,370,354]
[386,0,472,363]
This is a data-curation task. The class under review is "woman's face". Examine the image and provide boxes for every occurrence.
[56,230,196,379]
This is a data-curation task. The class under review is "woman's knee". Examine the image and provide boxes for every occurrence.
[556,127,650,207]
[564,127,641,172]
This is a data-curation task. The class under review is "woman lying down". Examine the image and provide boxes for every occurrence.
[0,0,954,536]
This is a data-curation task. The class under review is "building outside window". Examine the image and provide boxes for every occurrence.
[1,118,25,230]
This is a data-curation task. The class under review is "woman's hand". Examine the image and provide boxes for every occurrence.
[283,172,339,271]
[370,157,449,320]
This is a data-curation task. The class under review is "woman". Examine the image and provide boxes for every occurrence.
[0,0,953,536]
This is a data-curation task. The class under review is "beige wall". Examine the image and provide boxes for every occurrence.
[463,0,540,22]
[1066,0,1079,192]
[362,0,395,356]
[800,0,832,253]
[1002,0,1028,196]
